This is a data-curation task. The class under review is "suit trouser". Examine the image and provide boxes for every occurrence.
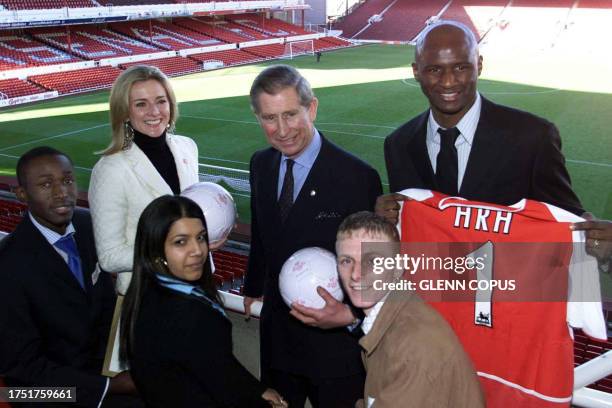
[265,368,364,408]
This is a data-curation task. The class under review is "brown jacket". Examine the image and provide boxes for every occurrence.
[358,291,485,408]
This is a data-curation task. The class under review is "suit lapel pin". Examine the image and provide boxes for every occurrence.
[310,190,316,197]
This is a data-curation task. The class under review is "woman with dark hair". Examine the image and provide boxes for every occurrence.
[120,195,286,407]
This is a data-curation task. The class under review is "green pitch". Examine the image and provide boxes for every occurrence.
[0,44,610,224]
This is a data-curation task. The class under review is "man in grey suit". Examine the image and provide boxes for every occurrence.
[243,65,382,408]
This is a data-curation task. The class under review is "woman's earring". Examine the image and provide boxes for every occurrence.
[122,121,134,150]
[156,257,168,267]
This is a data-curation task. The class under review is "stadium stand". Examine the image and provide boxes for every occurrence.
[228,15,310,36]
[357,0,448,41]
[512,0,573,6]
[229,15,295,38]
[0,0,96,9]
[0,198,25,234]
[174,17,251,44]
[481,0,574,54]
[0,35,80,70]
[28,66,122,94]
[242,43,286,59]
[97,0,167,4]
[439,0,509,40]
[208,19,272,41]
[0,13,352,101]
[31,26,160,58]
[110,20,223,51]
[0,78,48,99]
[578,0,612,6]
[333,0,396,38]
[317,36,352,49]
[189,48,264,67]
[120,56,201,77]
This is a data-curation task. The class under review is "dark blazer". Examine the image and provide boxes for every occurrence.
[244,133,383,379]
[0,209,116,408]
[384,96,583,215]
[129,284,268,408]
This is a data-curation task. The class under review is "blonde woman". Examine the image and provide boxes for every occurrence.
[89,65,199,294]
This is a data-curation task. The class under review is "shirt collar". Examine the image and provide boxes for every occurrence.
[361,294,389,335]
[29,211,76,246]
[427,92,482,146]
[156,273,197,296]
[156,274,228,318]
[281,128,321,169]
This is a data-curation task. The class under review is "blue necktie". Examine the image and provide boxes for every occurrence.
[54,234,85,289]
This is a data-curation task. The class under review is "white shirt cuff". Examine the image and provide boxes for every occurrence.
[97,377,110,408]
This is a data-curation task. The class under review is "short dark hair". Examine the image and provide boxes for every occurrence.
[249,64,315,113]
[119,195,220,363]
[414,20,478,60]
[16,146,73,186]
[337,211,399,242]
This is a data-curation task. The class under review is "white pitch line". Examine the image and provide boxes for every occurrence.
[0,152,92,172]
[0,123,108,153]
[566,159,612,168]
[199,155,249,165]
[182,115,258,126]
[316,122,396,130]
[400,78,562,95]
[182,115,386,139]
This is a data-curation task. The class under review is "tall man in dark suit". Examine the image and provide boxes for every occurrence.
[377,20,611,267]
[243,65,382,408]
[0,147,137,407]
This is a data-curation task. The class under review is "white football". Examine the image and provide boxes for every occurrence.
[279,247,344,309]
[182,182,237,245]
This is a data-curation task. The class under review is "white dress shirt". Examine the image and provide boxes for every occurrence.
[426,92,482,192]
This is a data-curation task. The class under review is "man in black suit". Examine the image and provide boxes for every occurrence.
[0,147,137,407]
[377,20,611,265]
[243,65,382,408]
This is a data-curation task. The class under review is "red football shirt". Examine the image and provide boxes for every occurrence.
[397,189,605,407]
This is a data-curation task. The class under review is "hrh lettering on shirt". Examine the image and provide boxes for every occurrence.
[452,206,513,234]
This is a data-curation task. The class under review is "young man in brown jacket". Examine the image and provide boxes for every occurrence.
[335,211,484,408]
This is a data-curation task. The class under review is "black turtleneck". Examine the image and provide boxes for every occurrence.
[133,128,181,195]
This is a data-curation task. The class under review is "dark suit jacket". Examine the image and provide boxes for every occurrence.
[384,96,583,215]
[129,284,268,408]
[244,133,383,379]
[0,209,116,408]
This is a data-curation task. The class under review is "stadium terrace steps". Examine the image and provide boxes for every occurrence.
[439,0,510,40]
[0,0,96,9]
[31,26,160,58]
[578,0,612,7]
[97,0,168,4]
[333,0,397,38]
[188,48,264,67]
[174,18,250,44]
[0,15,354,100]
[511,0,574,6]
[0,35,81,70]
[120,56,201,77]
[0,78,48,99]
[242,43,286,59]
[29,66,122,95]
[109,21,223,51]
[357,0,448,41]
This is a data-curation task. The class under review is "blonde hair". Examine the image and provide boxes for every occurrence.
[101,65,178,155]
